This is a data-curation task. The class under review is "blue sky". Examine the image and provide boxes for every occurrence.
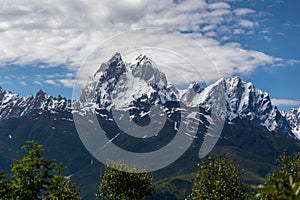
[0,0,299,111]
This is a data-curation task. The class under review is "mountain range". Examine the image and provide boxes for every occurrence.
[1,53,299,139]
[0,53,300,199]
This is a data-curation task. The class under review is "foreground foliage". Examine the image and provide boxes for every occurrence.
[1,140,300,199]
[189,155,247,200]
[253,152,300,199]
[0,141,81,200]
[98,162,154,200]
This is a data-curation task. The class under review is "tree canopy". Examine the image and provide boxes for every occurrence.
[253,152,300,199]
[0,140,81,200]
[98,162,154,200]
[189,154,247,200]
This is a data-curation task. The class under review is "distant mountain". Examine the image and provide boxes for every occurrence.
[181,76,293,137]
[284,107,300,139]
[0,52,298,139]
[0,87,71,120]
[77,53,178,114]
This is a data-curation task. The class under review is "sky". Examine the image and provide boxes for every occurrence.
[0,0,299,111]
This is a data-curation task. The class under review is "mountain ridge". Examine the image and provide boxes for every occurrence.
[0,87,71,120]
[75,53,298,140]
[0,53,299,139]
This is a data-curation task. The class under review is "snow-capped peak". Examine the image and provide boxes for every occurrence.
[35,89,49,100]
[224,76,291,134]
[285,107,300,139]
[180,78,224,107]
[79,53,177,110]
[0,87,71,120]
[131,54,167,88]
[225,76,269,120]
[180,76,292,135]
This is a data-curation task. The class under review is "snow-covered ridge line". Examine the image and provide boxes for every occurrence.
[77,53,298,139]
[283,107,300,140]
[179,76,292,136]
[0,87,71,120]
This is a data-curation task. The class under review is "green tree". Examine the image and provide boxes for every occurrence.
[253,152,300,199]
[0,172,14,199]
[266,152,300,184]
[1,140,81,200]
[98,162,154,200]
[189,154,247,200]
[0,172,8,192]
[46,174,81,200]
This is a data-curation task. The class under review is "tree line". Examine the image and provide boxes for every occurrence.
[0,141,299,199]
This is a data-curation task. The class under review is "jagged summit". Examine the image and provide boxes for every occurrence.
[110,52,122,62]
[225,76,272,121]
[224,77,292,135]
[180,76,290,135]
[180,77,225,107]
[35,89,48,100]
[0,87,71,120]
[191,82,203,93]
[285,107,300,139]
[131,54,167,88]
[79,53,177,110]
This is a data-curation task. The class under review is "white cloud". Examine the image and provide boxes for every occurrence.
[221,35,231,41]
[66,73,75,78]
[205,31,217,37]
[20,81,27,86]
[239,20,255,28]
[234,8,255,15]
[208,2,230,10]
[44,79,58,86]
[34,80,42,85]
[202,24,217,32]
[0,0,290,88]
[272,99,300,107]
[59,79,75,88]
[233,29,245,34]
[46,73,63,79]
[282,22,300,28]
